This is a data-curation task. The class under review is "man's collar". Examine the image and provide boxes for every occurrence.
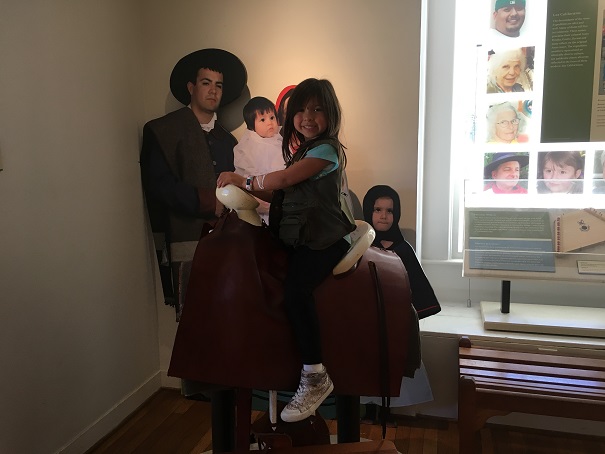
[188,106,217,132]
[200,112,217,132]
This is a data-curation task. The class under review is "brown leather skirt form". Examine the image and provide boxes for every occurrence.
[168,212,413,397]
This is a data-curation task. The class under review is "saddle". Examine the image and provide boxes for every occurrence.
[168,210,414,397]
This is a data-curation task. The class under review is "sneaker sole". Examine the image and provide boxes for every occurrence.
[280,381,334,423]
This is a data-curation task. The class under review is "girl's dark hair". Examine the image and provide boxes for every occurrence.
[281,78,346,168]
[538,151,584,178]
[242,96,277,131]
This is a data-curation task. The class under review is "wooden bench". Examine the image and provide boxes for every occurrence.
[457,336,605,453]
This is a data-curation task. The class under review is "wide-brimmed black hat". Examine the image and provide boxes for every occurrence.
[484,152,529,178]
[169,48,247,106]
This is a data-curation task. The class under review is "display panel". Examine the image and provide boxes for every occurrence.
[458,0,605,281]
[463,179,605,282]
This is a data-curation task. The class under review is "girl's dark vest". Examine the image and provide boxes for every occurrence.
[279,144,355,250]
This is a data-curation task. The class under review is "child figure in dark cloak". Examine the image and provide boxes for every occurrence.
[360,185,441,426]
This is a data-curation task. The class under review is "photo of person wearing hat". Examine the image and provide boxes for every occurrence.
[140,48,247,319]
[490,0,526,39]
[483,152,529,194]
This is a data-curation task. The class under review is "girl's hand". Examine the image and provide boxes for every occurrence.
[217,172,244,188]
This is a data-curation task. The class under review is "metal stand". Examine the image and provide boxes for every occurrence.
[500,280,511,314]
[211,389,236,453]
[336,395,360,443]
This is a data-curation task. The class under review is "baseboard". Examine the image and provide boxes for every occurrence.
[56,371,161,454]
[161,369,181,389]
[485,413,605,437]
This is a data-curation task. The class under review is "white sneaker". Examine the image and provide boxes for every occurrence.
[280,367,334,423]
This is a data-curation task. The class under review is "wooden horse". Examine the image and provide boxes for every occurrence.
[168,185,416,451]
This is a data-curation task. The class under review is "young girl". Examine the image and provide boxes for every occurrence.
[217,78,355,423]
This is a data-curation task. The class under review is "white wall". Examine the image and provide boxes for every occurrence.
[0,1,161,453]
[140,0,421,224]
[140,0,423,388]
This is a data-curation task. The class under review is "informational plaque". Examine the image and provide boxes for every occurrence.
[467,210,555,273]
[464,207,605,283]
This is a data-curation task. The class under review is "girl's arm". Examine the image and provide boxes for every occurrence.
[217,157,330,191]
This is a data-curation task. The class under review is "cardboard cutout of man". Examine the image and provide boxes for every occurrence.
[140,49,247,318]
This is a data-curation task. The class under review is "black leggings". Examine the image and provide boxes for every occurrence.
[283,238,350,365]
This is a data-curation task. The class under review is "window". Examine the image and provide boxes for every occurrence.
[420,0,605,302]
[450,0,605,280]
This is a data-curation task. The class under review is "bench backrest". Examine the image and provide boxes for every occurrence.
[459,337,605,403]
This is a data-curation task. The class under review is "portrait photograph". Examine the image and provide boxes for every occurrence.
[487,0,538,45]
[536,151,585,194]
[487,47,534,94]
[483,151,529,194]
[485,100,531,144]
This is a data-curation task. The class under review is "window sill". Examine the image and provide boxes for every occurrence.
[420,301,605,353]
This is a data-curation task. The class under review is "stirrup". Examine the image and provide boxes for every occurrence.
[333,220,375,276]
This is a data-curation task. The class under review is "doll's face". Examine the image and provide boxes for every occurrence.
[372,197,394,232]
[254,110,278,138]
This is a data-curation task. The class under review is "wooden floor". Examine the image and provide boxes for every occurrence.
[86,389,605,454]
